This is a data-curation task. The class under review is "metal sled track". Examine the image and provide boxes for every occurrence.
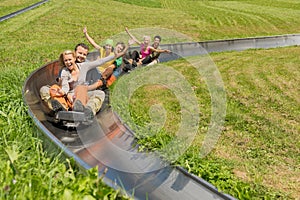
[0,0,49,22]
[156,33,300,63]
[23,34,300,199]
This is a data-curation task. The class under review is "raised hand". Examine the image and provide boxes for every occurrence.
[83,27,87,34]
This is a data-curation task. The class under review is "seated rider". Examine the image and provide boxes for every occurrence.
[83,26,115,73]
[83,26,115,90]
[143,35,169,66]
[101,42,127,86]
[40,43,91,111]
[40,40,132,120]
[83,27,135,86]
[125,27,171,67]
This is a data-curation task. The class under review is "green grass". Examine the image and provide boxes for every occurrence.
[0,0,41,16]
[0,0,299,199]
[204,48,299,198]
[115,0,300,40]
[118,47,299,199]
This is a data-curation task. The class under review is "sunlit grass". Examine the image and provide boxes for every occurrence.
[114,46,299,198]
[0,0,40,16]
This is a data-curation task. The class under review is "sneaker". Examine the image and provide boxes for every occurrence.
[73,100,84,112]
[50,99,66,112]
[84,106,94,120]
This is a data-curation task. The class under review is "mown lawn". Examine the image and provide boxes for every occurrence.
[122,47,299,199]
[0,0,299,199]
[0,0,41,16]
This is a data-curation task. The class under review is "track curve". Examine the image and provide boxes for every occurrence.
[23,34,300,199]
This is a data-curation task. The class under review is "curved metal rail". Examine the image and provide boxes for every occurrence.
[23,34,300,199]
[22,57,234,200]
[0,0,49,22]
[157,33,300,62]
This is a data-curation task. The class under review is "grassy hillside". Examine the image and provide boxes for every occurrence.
[0,0,299,199]
[121,47,300,199]
[0,0,40,16]
[212,48,299,198]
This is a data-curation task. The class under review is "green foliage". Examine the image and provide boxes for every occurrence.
[0,0,40,16]
[113,0,162,8]
[177,147,289,199]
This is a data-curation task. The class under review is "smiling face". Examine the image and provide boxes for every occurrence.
[60,51,76,70]
[104,39,114,53]
[115,43,125,53]
[143,36,151,46]
[153,37,161,48]
[104,44,113,53]
[75,45,88,63]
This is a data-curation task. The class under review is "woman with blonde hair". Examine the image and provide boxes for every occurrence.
[125,27,170,66]
[49,43,131,119]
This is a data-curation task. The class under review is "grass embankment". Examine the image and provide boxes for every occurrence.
[0,0,42,17]
[212,48,299,199]
[125,47,300,199]
[0,0,299,199]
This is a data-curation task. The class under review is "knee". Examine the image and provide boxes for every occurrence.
[94,90,105,102]
[40,85,51,101]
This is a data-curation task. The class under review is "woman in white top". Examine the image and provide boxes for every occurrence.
[52,40,132,119]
